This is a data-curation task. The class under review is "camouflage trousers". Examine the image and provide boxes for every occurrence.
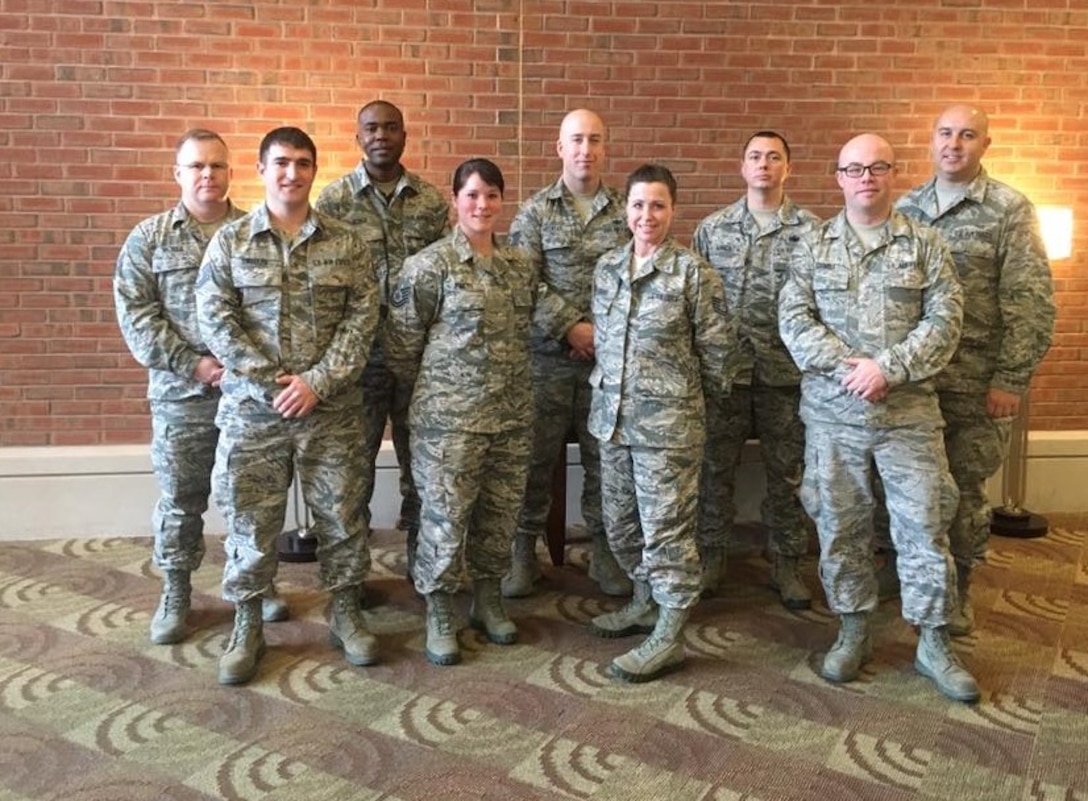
[698,383,808,556]
[149,398,219,572]
[213,407,370,604]
[941,391,1012,568]
[412,426,531,595]
[598,440,702,610]
[801,421,959,626]
[871,391,1010,568]
[516,353,603,542]
[359,357,418,530]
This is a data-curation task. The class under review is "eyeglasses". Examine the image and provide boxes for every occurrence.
[836,161,894,178]
[177,162,229,173]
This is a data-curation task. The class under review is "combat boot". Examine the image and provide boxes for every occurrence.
[501,534,542,598]
[587,533,632,597]
[698,546,728,598]
[915,625,980,702]
[149,568,192,645]
[424,591,461,666]
[469,578,518,644]
[218,598,265,685]
[948,563,974,637]
[820,612,873,683]
[609,606,690,682]
[261,584,289,623]
[328,588,379,666]
[588,580,657,638]
[875,550,901,602]
[770,554,813,610]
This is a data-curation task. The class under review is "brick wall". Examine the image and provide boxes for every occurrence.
[1,0,1085,445]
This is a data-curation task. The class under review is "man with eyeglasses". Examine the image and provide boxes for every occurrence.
[692,131,820,605]
[114,129,289,646]
[315,101,450,583]
[875,105,1055,633]
[779,133,981,703]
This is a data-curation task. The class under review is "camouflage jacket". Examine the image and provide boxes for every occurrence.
[195,204,380,414]
[385,227,537,434]
[315,162,450,305]
[778,210,963,429]
[897,169,1055,395]
[114,200,245,401]
[508,177,630,357]
[588,237,735,448]
[693,196,820,387]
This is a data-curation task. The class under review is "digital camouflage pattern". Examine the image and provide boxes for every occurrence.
[779,211,963,430]
[897,169,1054,397]
[692,197,818,554]
[779,210,964,625]
[315,164,450,529]
[410,426,530,594]
[801,421,958,625]
[699,385,807,556]
[196,204,380,603]
[385,227,536,434]
[589,237,735,448]
[508,178,630,545]
[114,200,245,571]
[898,169,1055,567]
[692,197,819,387]
[599,440,704,610]
[590,238,736,609]
[115,201,245,401]
[385,228,537,593]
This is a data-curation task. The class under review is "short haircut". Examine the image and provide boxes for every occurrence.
[258,126,317,164]
[743,130,791,162]
[357,100,404,124]
[175,128,227,157]
[452,157,505,196]
[625,163,677,204]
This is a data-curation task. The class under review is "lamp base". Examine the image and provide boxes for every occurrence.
[990,507,1048,539]
[277,529,318,562]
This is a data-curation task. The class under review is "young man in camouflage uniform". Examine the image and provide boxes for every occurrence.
[878,105,1055,633]
[779,133,979,703]
[588,164,735,683]
[196,127,380,685]
[114,128,287,646]
[315,101,450,578]
[693,131,820,605]
[503,108,632,599]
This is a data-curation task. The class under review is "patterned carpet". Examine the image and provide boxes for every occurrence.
[1,517,1086,801]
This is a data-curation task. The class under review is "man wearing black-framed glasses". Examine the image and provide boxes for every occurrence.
[779,132,981,703]
[114,129,290,647]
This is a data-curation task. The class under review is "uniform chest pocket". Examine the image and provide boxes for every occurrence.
[311,269,351,315]
[812,263,849,292]
[232,262,282,308]
[447,289,487,331]
[151,249,194,274]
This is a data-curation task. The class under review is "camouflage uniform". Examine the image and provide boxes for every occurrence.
[897,170,1055,567]
[778,211,964,626]
[589,238,735,610]
[385,228,536,595]
[195,205,380,603]
[114,200,245,571]
[315,164,449,531]
[508,178,630,559]
[692,197,819,557]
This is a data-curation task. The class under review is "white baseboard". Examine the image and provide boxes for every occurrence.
[2,432,1085,542]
